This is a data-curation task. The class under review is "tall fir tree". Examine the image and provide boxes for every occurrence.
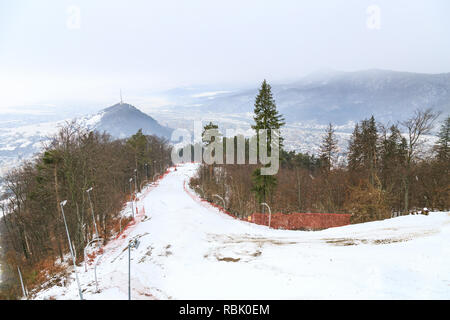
[251,79,285,151]
[347,116,379,182]
[201,122,222,176]
[348,123,362,171]
[251,167,277,204]
[251,80,284,207]
[379,125,407,172]
[360,116,378,174]
[434,115,450,180]
[127,129,149,169]
[435,115,450,162]
[378,124,407,209]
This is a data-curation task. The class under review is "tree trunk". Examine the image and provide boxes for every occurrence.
[296,168,301,211]
[403,176,409,214]
[53,164,64,262]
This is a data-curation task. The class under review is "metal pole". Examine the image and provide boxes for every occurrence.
[17,267,26,299]
[94,250,103,293]
[84,238,102,272]
[127,239,140,300]
[86,187,99,241]
[128,243,131,300]
[261,202,272,228]
[60,200,84,300]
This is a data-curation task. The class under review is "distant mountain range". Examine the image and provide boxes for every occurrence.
[175,69,450,126]
[1,69,449,176]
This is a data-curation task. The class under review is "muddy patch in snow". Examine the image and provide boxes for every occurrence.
[322,238,402,246]
[208,234,300,246]
[251,250,262,257]
[204,234,270,263]
[216,256,241,262]
[323,229,439,246]
[138,246,153,263]
[136,287,158,299]
[162,244,173,257]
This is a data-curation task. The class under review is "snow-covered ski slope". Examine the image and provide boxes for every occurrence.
[34,163,450,300]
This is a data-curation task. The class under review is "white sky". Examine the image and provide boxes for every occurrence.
[1,0,449,113]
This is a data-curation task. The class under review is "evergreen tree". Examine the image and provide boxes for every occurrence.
[348,123,362,171]
[360,116,378,174]
[202,122,221,146]
[251,79,285,151]
[127,129,148,167]
[435,116,450,162]
[251,167,277,204]
[202,122,222,176]
[378,124,407,210]
[380,125,407,170]
[127,129,152,191]
[347,116,378,178]
[319,123,339,172]
[251,80,284,206]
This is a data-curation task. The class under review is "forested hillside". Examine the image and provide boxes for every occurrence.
[0,122,172,299]
[189,82,450,223]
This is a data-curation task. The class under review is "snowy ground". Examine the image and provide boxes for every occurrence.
[33,163,450,300]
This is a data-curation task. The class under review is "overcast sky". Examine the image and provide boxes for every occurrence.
[1,0,449,113]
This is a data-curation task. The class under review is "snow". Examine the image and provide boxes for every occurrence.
[32,163,450,300]
[191,91,230,98]
[77,111,104,129]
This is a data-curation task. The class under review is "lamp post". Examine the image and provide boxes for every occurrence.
[94,249,104,293]
[60,200,84,300]
[17,267,27,299]
[129,178,134,219]
[83,237,103,272]
[86,187,99,241]
[260,202,272,228]
[128,238,140,300]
